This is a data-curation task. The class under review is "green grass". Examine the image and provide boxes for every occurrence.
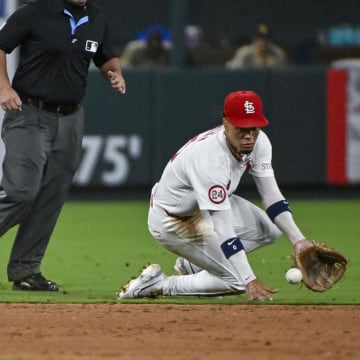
[0,199,359,304]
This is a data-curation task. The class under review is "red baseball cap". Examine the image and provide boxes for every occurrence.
[223,91,269,128]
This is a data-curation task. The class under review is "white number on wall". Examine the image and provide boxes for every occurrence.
[73,135,142,186]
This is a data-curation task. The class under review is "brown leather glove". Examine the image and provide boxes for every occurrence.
[295,241,348,292]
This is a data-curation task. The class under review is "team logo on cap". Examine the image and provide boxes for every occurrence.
[208,185,226,204]
[244,101,255,114]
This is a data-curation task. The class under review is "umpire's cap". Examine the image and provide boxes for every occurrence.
[223,91,269,128]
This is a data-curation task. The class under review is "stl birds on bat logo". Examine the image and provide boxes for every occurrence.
[244,101,255,114]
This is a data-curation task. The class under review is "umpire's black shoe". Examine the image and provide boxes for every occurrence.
[12,273,59,291]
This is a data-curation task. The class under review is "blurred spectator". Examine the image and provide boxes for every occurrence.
[225,24,288,69]
[185,25,203,49]
[120,23,172,67]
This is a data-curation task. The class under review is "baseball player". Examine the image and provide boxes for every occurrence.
[118,90,313,301]
[0,0,125,290]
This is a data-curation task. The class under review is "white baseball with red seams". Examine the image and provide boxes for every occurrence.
[285,268,303,284]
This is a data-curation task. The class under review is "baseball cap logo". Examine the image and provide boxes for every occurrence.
[244,101,255,114]
[223,90,269,128]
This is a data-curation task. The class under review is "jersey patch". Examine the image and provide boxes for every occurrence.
[208,185,226,204]
[85,40,98,53]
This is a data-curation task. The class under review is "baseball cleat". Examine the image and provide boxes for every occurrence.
[174,257,202,275]
[13,273,59,291]
[117,264,166,299]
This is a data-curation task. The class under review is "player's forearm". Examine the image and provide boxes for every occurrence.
[253,175,305,245]
[100,57,126,94]
[100,57,123,77]
[211,209,256,284]
[273,211,305,245]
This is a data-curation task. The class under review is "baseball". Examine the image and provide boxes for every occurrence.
[285,268,302,284]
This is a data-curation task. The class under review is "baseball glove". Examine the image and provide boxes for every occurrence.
[294,242,348,292]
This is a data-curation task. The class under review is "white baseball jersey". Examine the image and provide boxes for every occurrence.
[147,125,305,297]
[153,125,274,216]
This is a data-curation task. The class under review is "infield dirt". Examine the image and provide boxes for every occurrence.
[0,303,358,359]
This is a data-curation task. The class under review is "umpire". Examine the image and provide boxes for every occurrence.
[0,0,126,290]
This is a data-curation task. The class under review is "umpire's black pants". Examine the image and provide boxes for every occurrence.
[0,103,84,281]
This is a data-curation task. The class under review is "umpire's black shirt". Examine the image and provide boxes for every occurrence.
[0,0,117,102]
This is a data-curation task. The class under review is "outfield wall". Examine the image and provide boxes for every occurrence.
[75,66,331,189]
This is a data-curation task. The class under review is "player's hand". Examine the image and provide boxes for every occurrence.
[0,86,22,111]
[107,71,126,94]
[245,279,278,301]
[294,239,314,256]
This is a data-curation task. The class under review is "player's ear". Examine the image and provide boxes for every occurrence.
[223,115,228,128]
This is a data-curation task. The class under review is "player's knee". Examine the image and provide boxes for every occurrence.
[259,229,281,248]
[268,226,282,243]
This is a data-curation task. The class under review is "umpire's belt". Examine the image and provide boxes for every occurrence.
[19,94,81,116]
